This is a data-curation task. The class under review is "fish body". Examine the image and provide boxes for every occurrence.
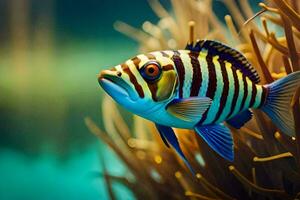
[148,49,266,128]
[99,40,300,173]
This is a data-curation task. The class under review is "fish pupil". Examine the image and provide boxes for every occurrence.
[147,67,155,74]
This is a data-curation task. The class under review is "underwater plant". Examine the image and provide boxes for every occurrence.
[86,0,300,199]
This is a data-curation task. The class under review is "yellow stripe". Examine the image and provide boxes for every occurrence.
[126,58,152,97]
[115,64,122,71]
[253,85,263,108]
[243,77,253,110]
[198,50,209,97]
[136,54,149,69]
[116,64,131,85]
[231,70,245,116]
[218,62,235,122]
[150,51,174,66]
[161,50,175,57]
[204,56,224,124]
[177,51,193,98]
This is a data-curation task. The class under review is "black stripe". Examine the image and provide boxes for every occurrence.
[147,82,158,101]
[121,63,144,98]
[189,52,202,97]
[240,75,248,111]
[226,67,239,119]
[249,82,257,107]
[172,51,185,98]
[131,56,141,70]
[213,59,229,123]
[198,54,217,124]
[204,55,217,98]
[146,53,156,60]
[258,86,268,108]
[160,51,169,57]
[162,64,174,71]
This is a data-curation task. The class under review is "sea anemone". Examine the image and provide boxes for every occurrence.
[86,0,300,199]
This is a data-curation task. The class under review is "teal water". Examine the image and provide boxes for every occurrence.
[0,146,103,200]
[0,145,134,200]
[0,39,137,199]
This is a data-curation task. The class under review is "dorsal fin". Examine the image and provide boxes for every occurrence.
[185,40,260,84]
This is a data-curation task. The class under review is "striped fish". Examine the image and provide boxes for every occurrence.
[98,40,300,173]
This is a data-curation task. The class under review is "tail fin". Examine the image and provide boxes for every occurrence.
[261,71,300,136]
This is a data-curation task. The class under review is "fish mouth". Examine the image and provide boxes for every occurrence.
[98,70,138,101]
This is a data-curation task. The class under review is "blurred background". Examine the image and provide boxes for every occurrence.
[0,0,261,199]
[0,0,163,199]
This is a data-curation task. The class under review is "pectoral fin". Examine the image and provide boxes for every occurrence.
[194,123,234,161]
[166,97,211,123]
[155,123,194,174]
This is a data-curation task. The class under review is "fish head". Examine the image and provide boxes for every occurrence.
[98,51,178,116]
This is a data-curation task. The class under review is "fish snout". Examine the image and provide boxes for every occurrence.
[98,69,122,84]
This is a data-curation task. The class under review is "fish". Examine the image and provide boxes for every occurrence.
[98,40,300,173]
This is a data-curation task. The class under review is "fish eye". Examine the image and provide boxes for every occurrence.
[140,61,162,81]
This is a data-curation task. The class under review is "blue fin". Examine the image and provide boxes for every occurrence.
[262,71,300,136]
[157,127,170,148]
[185,40,260,83]
[194,123,234,161]
[226,109,253,129]
[166,97,211,123]
[155,123,195,174]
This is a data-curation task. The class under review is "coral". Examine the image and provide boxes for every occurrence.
[86,0,300,199]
